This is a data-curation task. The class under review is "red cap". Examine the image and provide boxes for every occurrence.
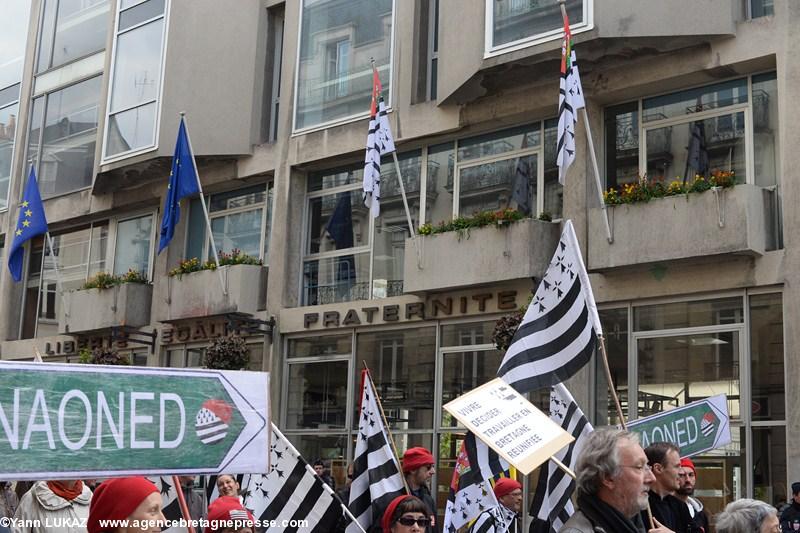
[493,477,522,499]
[680,458,696,474]
[88,477,159,533]
[402,447,435,473]
[382,495,422,533]
[206,496,255,533]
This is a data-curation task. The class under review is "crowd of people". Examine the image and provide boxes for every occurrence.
[0,434,797,533]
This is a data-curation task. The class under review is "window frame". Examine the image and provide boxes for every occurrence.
[483,0,594,59]
[35,0,112,75]
[108,209,158,280]
[101,0,170,164]
[291,0,397,135]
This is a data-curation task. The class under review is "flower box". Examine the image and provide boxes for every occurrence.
[58,283,153,334]
[403,218,560,293]
[588,184,768,271]
[159,264,267,321]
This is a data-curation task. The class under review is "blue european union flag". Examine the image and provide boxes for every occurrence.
[158,117,201,253]
[7,167,49,282]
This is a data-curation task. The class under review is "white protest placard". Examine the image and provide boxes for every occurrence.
[444,377,573,474]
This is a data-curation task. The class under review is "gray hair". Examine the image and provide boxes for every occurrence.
[715,499,777,533]
[576,427,639,498]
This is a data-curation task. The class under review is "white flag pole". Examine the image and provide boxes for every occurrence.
[557,0,613,244]
[179,112,227,295]
[390,152,422,268]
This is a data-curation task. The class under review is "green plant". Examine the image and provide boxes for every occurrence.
[169,249,263,278]
[538,212,553,222]
[416,208,530,237]
[79,347,130,366]
[204,334,250,370]
[82,270,149,290]
[604,170,736,206]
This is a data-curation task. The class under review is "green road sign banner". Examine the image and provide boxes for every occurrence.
[0,362,269,479]
[627,394,730,457]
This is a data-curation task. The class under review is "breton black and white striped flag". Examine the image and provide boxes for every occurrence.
[497,220,601,393]
[347,370,406,533]
[557,13,585,185]
[443,432,511,533]
[529,383,593,533]
[363,65,396,218]
[259,424,344,532]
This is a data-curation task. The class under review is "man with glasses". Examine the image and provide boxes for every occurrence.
[560,427,672,533]
[469,477,522,533]
[641,442,697,533]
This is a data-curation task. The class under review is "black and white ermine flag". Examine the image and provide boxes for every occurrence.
[529,383,594,533]
[557,14,585,185]
[347,370,406,533]
[497,220,601,393]
[362,66,396,218]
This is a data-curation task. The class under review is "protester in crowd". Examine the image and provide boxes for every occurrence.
[13,479,92,533]
[641,442,696,533]
[87,477,163,533]
[1,482,18,519]
[313,460,336,491]
[205,496,256,533]
[676,459,709,533]
[381,495,429,533]
[559,427,672,533]
[216,475,241,499]
[716,498,779,533]
[178,476,207,524]
[402,447,438,533]
[781,483,800,532]
[469,477,523,533]
[333,464,354,533]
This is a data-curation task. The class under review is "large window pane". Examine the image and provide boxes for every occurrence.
[38,0,110,72]
[750,0,774,18]
[440,321,495,347]
[303,253,371,305]
[441,349,503,427]
[211,208,263,258]
[356,328,436,430]
[491,0,583,49]
[543,118,562,219]
[752,73,778,187]
[637,331,741,420]
[296,0,393,130]
[749,293,784,421]
[307,191,369,254]
[752,426,786,506]
[646,112,746,183]
[604,102,639,190]
[0,102,20,210]
[596,308,628,425]
[634,297,743,331]
[109,19,163,112]
[643,79,747,123]
[0,1,31,89]
[286,360,349,430]
[113,214,152,276]
[288,335,351,359]
[106,102,157,156]
[458,153,537,216]
[30,76,102,198]
[288,434,349,490]
[458,125,539,162]
[425,143,454,224]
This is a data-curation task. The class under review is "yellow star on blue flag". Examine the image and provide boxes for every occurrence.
[8,167,49,282]
[158,117,201,253]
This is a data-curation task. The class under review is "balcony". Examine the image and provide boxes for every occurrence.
[403,218,559,293]
[58,283,153,335]
[158,264,267,321]
[588,184,769,271]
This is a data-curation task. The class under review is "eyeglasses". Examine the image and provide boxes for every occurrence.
[621,464,652,473]
[396,517,431,527]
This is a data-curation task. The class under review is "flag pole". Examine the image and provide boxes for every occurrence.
[362,362,411,494]
[549,456,576,480]
[179,112,227,295]
[557,0,612,244]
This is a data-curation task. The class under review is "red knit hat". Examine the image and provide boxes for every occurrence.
[88,477,159,533]
[680,458,696,474]
[402,447,435,473]
[206,496,255,533]
[493,477,522,499]
[382,495,422,533]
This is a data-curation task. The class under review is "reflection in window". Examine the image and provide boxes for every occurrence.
[295,0,393,130]
[27,76,102,198]
[105,0,166,158]
[286,360,349,430]
[596,308,628,425]
[0,101,20,210]
[489,0,585,53]
[0,1,31,89]
[441,349,503,427]
[113,214,153,277]
[37,0,110,72]
[749,293,784,421]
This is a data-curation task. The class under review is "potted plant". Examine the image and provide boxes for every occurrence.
[204,334,250,370]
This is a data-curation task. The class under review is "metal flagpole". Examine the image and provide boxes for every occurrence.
[390,152,422,268]
[179,112,227,295]
[557,0,613,244]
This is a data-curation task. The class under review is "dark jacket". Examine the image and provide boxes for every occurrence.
[410,485,439,533]
[781,501,800,532]
[641,491,696,533]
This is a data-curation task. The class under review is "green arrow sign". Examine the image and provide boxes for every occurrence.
[627,394,730,457]
[0,362,269,479]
